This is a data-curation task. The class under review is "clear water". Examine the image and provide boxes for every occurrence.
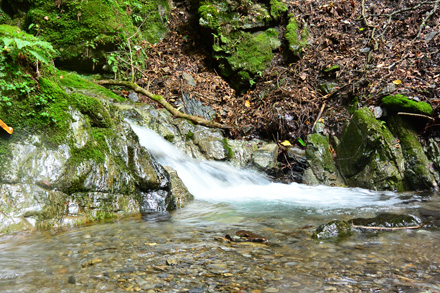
[0,123,439,292]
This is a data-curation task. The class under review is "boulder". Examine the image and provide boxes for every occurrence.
[303,133,341,186]
[387,115,437,190]
[198,0,285,91]
[336,108,407,191]
[312,220,352,240]
[252,143,279,171]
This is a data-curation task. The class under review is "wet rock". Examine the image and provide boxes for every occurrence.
[252,143,279,171]
[166,258,179,266]
[303,134,341,186]
[418,208,440,227]
[192,126,226,160]
[312,220,352,240]
[235,230,269,243]
[350,213,422,229]
[163,166,194,209]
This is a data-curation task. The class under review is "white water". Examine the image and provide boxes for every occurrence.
[129,122,402,209]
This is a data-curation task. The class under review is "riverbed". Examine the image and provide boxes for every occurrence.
[0,194,439,292]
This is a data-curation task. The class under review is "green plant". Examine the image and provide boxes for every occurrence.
[1,25,56,66]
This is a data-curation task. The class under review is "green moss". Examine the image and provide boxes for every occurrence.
[199,3,221,30]
[285,14,309,57]
[229,31,276,73]
[70,142,106,165]
[222,137,234,160]
[59,71,124,102]
[26,1,135,61]
[186,130,194,140]
[306,133,336,173]
[71,93,113,128]
[270,0,288,20]
[382,94,433,116]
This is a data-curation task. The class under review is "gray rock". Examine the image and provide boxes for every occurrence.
[252,143,278,170]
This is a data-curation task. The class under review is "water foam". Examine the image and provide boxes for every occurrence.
[129,122,400,209]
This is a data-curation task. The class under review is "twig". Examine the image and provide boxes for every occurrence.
[98,80,230,129]
[312,102,326,132]
[415,0,440,40]
[351,224,423,230]
[397,112,435,121]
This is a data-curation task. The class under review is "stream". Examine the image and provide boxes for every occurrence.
[0,125,439,292]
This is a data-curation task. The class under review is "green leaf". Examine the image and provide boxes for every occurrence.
[27,49,51,64]
[2,37,13,48]
[298,138,306,147]
[14,38,31,50]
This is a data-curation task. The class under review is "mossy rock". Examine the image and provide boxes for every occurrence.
[285,14,309,58]
[387,115,436,190]
[304,133,340,185]
[198,0,283,91]
[269,0,288,21]
[382,94,433,116]
[215,29,280,91]
[350,213,422,228]
[21,0,169,72]
[336,108,407,191]
[312,220,352,240]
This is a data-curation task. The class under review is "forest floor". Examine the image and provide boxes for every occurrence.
[136,0,440,146]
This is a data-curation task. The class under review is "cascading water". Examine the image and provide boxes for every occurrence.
[128,122,402,211]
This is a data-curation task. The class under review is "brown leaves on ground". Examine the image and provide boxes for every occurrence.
[137,0,440,143]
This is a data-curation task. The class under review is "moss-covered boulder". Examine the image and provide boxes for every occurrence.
[1,0,170,72]
[336,108,407,191]
[0,29,190,233]
[382,94,433,116]
[303,133,342,186]
[198,0,284,91]
[387,115,437,190]
[312,220,352,240]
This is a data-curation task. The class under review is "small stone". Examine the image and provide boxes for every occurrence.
[166,258,178,266]
[68,276,76,284]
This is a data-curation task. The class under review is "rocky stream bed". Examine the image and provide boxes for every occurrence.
[1,196,440,292]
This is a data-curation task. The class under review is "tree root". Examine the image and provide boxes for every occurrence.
[98,79,231,129]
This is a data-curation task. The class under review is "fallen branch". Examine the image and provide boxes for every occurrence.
[397,112,435,121]
[351,224,423,230]
[98,80,230,129]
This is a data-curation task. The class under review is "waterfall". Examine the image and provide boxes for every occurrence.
[128,122,401,209]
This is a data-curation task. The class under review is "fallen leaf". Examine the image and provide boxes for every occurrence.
[281,140,292,146]
[244,100,251,107]
[392,79,402,85]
